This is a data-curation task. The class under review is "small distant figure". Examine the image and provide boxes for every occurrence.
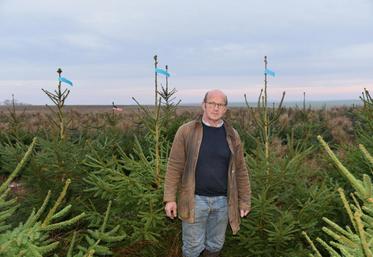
[164,89,251,257]
[112,102,123,112]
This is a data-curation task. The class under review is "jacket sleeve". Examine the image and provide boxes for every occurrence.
[234,131,252,211]
[163,126,186,203]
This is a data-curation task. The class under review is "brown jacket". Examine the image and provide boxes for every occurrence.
[163,116,251,234]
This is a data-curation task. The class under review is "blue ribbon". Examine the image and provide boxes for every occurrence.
[155,68,170,77]
[59,77,73,86]
[264,68,276,77]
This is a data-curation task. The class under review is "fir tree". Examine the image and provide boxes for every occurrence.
[304,136,373,256]
[0,138,85,256]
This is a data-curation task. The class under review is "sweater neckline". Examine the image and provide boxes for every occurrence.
[202,118,224,128]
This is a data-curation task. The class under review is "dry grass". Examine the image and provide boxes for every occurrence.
[0,105,359,146]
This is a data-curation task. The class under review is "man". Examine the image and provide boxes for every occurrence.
[164,89,251,257]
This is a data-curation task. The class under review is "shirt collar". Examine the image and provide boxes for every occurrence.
[202,118,224,128]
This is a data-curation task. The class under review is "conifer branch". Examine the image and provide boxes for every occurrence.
[85,249,95,257]
[351,193,362,212]
[0,188,11,201]
[338,188,358,232]
[359,144,373,166]
[67,232,77,257]
[25,190,51,228]
[41,212,86,231]
[100,200,111,234]
[0,137,37,194]
[354,211,372,257]
[36,241,60,254]
[302,231,322,257]
[322,217,356,246]
[42,179,71,227]
[339,248,356,257]
[51,204,72,221]
[317,135,366,199]
[321,227,356,248]
[316,237,341,256]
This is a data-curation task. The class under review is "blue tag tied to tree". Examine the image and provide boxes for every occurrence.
[155,68,170,77]
[59,77,73,86]
[264,68,276,77]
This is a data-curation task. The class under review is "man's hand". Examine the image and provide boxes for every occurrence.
[240,209,249,218]
[165,201,177,219]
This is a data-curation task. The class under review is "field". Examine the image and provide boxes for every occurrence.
[0,89,372,257]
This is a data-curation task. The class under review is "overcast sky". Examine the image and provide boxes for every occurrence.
[0,0,372,105]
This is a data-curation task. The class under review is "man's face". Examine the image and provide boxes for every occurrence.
[202,91,227,122]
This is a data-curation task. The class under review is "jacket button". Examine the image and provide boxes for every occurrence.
[232,170,235,173]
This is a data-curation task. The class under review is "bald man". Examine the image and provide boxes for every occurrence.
[164,89,251,257]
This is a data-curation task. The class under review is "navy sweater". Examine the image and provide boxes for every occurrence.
[195,123,231,196]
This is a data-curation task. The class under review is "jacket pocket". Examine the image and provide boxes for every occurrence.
[178,190,190,219]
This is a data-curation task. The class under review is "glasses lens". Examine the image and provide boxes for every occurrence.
[207,102,225,109]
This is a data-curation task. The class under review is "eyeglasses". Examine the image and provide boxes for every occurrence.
[205,101,227,109]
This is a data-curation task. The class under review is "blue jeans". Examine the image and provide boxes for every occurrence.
[182,195,228,257]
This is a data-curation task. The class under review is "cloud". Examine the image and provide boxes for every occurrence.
[0,0,372,103]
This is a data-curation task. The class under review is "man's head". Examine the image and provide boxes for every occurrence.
[202,89,228,125]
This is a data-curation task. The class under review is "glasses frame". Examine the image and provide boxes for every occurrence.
[205,101,227,109]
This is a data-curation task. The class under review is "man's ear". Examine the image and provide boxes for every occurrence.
[201,102,206,111]
[222,107,227,116]
[221,103,228,115]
